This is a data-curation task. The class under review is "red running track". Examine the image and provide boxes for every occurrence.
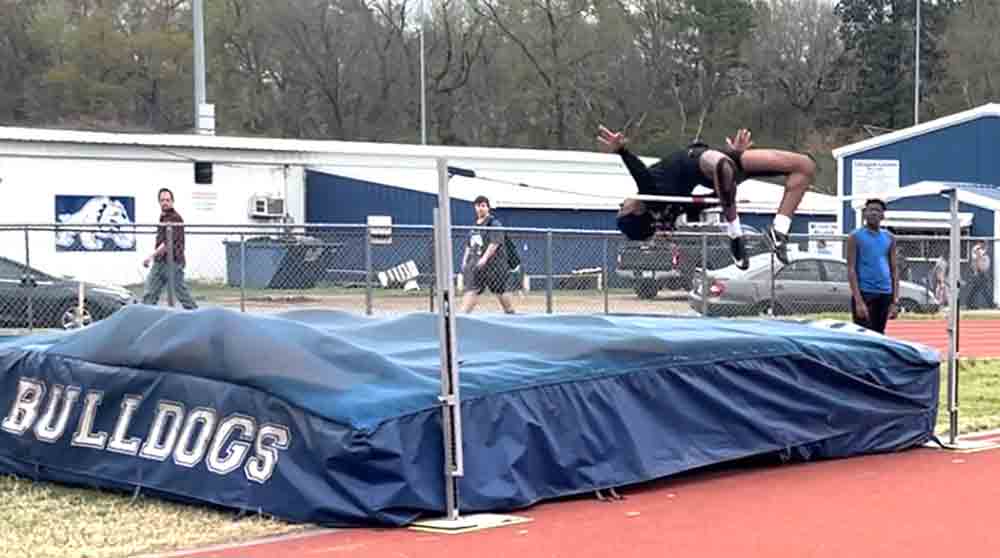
[167,445,1000,558]
[887,319,1000,358]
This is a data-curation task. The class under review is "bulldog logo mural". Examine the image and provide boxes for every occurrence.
[55,195,136,251]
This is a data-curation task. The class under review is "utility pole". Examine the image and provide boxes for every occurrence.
[193,0,215,134]
[419,0,428,144]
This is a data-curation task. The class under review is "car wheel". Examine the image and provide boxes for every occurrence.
[678,275,693,291]
[752,301,773,316]
[59,301,93,330]
[666,276,685,291]
[897,298,919,315]
[635,278,658,299]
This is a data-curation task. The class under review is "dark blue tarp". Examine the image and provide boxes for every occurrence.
[0,306,939,526]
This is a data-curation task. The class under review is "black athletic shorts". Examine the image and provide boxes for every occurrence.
[851,291,894,334]
[464,264,509,295]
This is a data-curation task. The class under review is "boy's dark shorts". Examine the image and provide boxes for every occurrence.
[464,264,510,295]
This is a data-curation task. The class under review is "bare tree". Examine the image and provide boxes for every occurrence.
[422,0,487,144]
[621,0,754,144]
[271,0,371,138]
[0,0,48,124]
[752,0,844,114]
[474,0,609,148]
[940,0,1000,110]
[747,0,845,144]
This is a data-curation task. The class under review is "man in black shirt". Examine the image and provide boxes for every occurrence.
[460,196,516,314]
[598,126,816,269]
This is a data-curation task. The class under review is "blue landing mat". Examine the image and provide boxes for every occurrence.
[0,307,939,526]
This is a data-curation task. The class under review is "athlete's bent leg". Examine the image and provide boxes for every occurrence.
[739,149,815,218]
[738,149,816,264]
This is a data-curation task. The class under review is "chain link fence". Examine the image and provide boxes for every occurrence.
[0,223,996,331]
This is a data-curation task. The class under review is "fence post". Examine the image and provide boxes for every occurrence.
[24,228,34,331]
[429,230,437,312]
[701,233,709,316]
[77,281,85,328]
[769,252,776,316]
[365,225,373,316]
[545,231,553,314]
[602,236,610,314]
[165,225,176,308]
[239,233,247,312]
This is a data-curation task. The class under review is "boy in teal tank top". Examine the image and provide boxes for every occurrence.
[846,198,898,333]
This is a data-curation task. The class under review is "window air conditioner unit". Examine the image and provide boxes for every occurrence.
[249,195,285,218]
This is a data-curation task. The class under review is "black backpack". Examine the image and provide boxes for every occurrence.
[487,215,520,270]
[504,236,521,270]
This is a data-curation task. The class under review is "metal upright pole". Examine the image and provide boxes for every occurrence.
[946,188,960,444]
[701,233,709,316]
[239,233,247,312]
[429,230,436,313]
[24,228,34,331]
[434,158,463,521]
[545,231,553,314]
[769,253,776,316]
[602,237,609,314]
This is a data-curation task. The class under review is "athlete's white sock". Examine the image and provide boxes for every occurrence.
[772,214,791,235]
[726,217,743,239]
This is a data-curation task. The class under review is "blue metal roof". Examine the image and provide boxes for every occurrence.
[962,184,1000,203]
[833,104,1000,159]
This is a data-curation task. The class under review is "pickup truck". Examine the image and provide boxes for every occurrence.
[615,224,767,299]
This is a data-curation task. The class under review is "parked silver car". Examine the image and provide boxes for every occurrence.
[688,251,940,317]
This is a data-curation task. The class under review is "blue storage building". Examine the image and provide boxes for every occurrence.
[833,103,1000,236]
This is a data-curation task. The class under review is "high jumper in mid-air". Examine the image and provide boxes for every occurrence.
[598,125,816,269]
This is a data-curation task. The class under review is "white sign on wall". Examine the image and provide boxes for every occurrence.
[191,190,218,212]
[808,221,841,256]
[851,159,900,196]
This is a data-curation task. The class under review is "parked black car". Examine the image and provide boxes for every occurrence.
[616,223,768,299]
[0,256,136,329]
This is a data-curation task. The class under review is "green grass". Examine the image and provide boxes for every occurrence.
[937,358,1000,434]
[0,476,305,558]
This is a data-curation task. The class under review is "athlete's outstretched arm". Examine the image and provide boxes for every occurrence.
[598,125,656,194]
